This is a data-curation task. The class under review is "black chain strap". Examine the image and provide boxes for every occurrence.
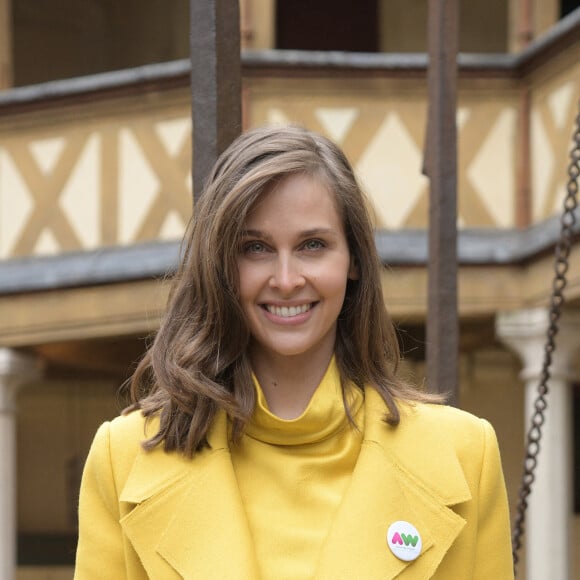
[511,99,580,575]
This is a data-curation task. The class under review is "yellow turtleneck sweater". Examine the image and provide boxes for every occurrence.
[230,359,365,580]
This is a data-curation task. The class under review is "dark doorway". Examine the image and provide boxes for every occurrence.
[561,0,580,17]
[276,0,379,52]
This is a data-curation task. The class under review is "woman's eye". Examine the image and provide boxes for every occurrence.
[243,241,266,254]
[303,239,324,251]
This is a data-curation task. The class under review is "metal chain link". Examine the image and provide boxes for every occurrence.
[512,99,580,575]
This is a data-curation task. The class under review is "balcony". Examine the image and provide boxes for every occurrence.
[1,12,579,258]
[0,11,579,344]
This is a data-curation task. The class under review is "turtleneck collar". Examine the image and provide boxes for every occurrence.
[245,357,364,446]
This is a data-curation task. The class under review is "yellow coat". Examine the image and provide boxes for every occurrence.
[75,388,514,579]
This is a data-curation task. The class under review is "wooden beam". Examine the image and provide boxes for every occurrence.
[190,0,242,202]
[424,0,459,404]
[0,279,169,347]
[1,249,579,348]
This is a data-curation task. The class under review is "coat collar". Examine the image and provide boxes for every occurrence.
[119,389,471,579]
[119,412,260,578]
[315,388,470,579]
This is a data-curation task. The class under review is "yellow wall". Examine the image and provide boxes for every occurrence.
[18,567,73,580]
[17,379,123,533]
[12,0,189,85]
[377,0,508,53]
[10,0,516,86]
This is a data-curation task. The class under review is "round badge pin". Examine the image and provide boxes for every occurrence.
[387,520,422,562]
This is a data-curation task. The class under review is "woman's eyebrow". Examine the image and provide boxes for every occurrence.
[300,228,336,237]
[241,227,338,240]
[240,229,272,241]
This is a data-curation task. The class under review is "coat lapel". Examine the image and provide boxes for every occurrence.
[316,389,471,579]
[119,412,259,579]
[117,390,471,579]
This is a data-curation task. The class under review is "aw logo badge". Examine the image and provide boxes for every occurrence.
[387,521,422,562]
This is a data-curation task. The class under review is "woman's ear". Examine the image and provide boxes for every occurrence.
[348,255,359,280]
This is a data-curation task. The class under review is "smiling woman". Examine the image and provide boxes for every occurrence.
[74,125,514,579]
[237,173,357,417]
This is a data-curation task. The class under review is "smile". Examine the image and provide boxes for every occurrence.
[264,304,313,318]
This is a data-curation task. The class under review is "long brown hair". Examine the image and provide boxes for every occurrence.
[127,125,440,456]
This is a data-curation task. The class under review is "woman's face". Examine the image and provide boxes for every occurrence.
[237,173,357,367]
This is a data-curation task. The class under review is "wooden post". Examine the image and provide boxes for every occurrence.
[423,0,459,404]
[0,0,12,88]
[190,0,242,203]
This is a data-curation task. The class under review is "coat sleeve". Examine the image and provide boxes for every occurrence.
[75,421,127,580]
[473,419,514,580]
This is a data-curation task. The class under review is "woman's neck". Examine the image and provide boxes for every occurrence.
[250,347,334,420]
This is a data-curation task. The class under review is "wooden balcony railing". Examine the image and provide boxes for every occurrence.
[0,9,579,261]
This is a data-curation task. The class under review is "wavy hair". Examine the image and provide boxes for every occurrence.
[127,125,440,455]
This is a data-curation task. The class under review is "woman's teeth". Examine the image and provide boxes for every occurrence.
[266,304,312,318]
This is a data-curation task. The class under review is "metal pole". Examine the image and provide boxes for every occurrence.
[190,0,242,203]
[423,0,459,404]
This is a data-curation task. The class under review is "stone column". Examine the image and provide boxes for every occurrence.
[0,349,42,580]
[496,308,580,580]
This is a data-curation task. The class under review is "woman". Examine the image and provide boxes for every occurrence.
[75,125,513,579]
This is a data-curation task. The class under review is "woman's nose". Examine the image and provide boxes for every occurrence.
[268,255,306,294]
